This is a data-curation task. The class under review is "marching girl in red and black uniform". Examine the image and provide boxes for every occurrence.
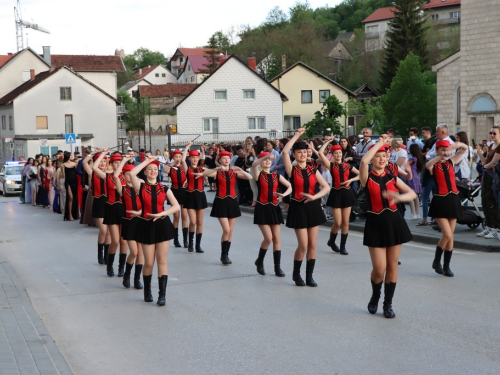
[318,139,358,255]
[427,140,467,277]
[114,157,145,290]
[251,152,292,276]
[164,149,188,248]
[282,128,330,287]
[93,150,128,277]
[360,136,416,318]
[200,151,252,264]
[181,142,208,253]
[128,157,180,306]
[83,150,110,265]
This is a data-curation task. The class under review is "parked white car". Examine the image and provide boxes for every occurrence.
[0,162,25,196]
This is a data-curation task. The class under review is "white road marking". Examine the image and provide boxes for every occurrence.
[44,268,71,292]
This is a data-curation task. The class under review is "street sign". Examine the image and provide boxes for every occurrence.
[40,139,48,146]
[65,133,76,144]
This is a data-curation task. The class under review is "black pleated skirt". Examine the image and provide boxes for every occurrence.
[103,203,125,225]
[429,193,462,219]
[363,210,413,248]
[254,203,284,225]
[286,199,326,229]
[210,197,241,218]
[170,187,186,206]
[121,217,141,241]
[183,190,208,210]
[92,196,107,218]
[137,216,175,244]
[326,188,356,208]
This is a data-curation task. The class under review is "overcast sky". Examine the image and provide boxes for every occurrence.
[0,0,344,58]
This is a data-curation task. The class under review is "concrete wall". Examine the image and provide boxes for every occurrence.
[177,58,283,134]
[78,71,118,98]
[435,54,461,130]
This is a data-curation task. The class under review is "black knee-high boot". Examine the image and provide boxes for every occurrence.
[220,241,230,265]
[255,248,267,275]
[195,233,204,253]
[143,274,153,302]
[339,233,349,255]
[122,262,133,288]
[226,241,232,264]
[173,228,182,248]
[367,279,383,314]
[305,259,318,287]
[107,253,115,277]
[292,260,305,286]
[273,250,285,277]
[327,232,340,252]
[103,244,109,265]
[134,264,143,289]
[157,275,168,306]
[182,228,189,248]
[432,246,444,274]
[443,250,454,277]
[97,243,104,264]
[118,253,127,277]
[383,282,397,318]
[188,231,195,252]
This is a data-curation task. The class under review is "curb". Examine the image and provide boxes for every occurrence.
[207,202,500,253]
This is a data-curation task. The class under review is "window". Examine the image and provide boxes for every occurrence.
[214,90,227,100]
[191,76,194,83]
[248,117,265,130]
[162,73,166,77]
[203,118,219,133]
[293,117,301,129]
[243,89,255,99]
[65,115,73,134]
[450,11,460,18]
[41,146,58,156]
[188,65,191,71]
[431,14,439,21]
[9,116,13,130]
[180,57,183,63]
[36,116,48,130]
[1,116,5,130]
[60,87,72,100]
[155,73,159,77]
[301,90,312,103]
[319,90,330,103]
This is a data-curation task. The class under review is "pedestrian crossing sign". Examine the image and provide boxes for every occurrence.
[65,133,76,144]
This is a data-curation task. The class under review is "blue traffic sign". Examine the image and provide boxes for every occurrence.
[65,133,76,144]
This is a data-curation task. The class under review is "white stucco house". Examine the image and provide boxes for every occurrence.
[0,66,120,162]
[119,78,152,98]
[133,65,177,85]
[174,55,287,138]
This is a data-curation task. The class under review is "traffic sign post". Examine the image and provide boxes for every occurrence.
[65,133,76,154]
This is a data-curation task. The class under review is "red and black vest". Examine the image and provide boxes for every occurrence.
[139,181,169,220]
[385,162,399,177]
[257,171,279,205]
[122,185,142,219]
[106,173,125,205]
[169,165,186,189]
[433,160,458,196]
[215,170,237,199]
[330,162,352,190]
[364,170,398,214]
[186,166,204,192]
[290,165,318,202]
[92,172,107,198]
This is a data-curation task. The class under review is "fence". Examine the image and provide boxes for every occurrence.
[169,131,295,146]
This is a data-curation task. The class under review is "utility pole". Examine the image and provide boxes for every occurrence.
[148,99,152,151]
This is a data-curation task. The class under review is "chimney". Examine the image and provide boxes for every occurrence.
[30,69,35,80]
[282,55,286,72]
[42,46,51,66]
[248,57,256,71]
[139,68,142,75]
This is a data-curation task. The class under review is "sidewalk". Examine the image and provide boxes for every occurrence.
[0,253,73,375]
[203,191,500,253]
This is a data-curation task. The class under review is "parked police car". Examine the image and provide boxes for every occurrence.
[0,161,25,196]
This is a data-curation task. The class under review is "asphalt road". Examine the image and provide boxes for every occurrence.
[0,194,499,375]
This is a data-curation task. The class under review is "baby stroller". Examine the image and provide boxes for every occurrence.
[455,179,484,229]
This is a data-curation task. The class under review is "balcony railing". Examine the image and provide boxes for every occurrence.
[365,32,380,39]
[117,105,127,116]
[434,16,460,25]
[169,130,295,146]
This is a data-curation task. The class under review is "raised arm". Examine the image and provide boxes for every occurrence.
[83,151,94,176]
[360,136,391,187]
[129,156,154,191]
[317,138,334,169]
[231,166,253,180]
[181,141,192,171]
[282,128,306,177]
[251,155,276,177]
[92,148,109,179]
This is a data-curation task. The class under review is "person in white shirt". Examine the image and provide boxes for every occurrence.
[390,138,408,172]
[454,131,473,181]
[426,124,454,160]
[355,128,376,165]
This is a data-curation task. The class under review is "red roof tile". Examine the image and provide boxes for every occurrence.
[185,54,229,74]
[139,84,197,98]
[134,64,159,80]
[424,0,461,9]
[50,55,125,71]
[363,0,461,23]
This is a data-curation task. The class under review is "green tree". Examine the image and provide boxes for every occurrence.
[118,90,148,132]
[379,0,429,91]
[122,47,167,70]
[347,97,386,133]
[198,35,221,78]
[381,52,436,134]
[303,95,346,137]
[209,31,231,53]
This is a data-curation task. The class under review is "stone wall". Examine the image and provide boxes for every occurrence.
[436,55,460,129]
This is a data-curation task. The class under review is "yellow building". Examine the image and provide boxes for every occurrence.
[270,62,354,132]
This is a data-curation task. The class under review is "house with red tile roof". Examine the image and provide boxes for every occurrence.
[177,54,229,84]
[133,64,176,85]
[0,66,121,163]
[363,0,461,51]
[170,47,217,76]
